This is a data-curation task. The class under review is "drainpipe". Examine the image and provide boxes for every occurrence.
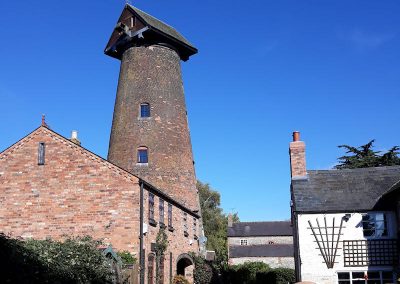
[139,180,145,284]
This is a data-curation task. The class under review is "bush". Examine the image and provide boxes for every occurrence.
[225,262,270,284]
[173,275,190,284]
[0,233,113,283]
[117,250,137,265]
[192,254,213,284]
[257,268,295,284]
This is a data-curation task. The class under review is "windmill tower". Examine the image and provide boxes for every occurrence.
[105,4,199,211]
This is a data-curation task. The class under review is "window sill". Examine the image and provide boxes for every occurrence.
[136,163,148,167]
[138,117,152,121]
[168,226,175,232]
[149,218,157,227]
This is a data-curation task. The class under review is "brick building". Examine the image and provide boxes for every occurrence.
[0,4,202,284]
[227,219,294,268]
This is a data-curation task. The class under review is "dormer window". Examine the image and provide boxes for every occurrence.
[140,103,150,118]
[137,147,148,164]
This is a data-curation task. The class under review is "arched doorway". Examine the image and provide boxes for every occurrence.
[176,253,194,282]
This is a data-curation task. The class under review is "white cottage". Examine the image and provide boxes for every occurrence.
[289,132,400,284]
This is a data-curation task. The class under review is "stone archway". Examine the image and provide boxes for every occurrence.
[176,253,194,282]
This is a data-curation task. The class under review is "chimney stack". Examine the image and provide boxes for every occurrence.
[70,130,81,146]
[228,214,233,227]
[289,131,306,178]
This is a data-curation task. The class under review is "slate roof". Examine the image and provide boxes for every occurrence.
[127,4,196,50]
[292,166,400,213]
[229,244,294,258]
[227,221,292,237]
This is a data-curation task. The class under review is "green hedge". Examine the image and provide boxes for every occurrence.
[0,233,114,283]
[222,262,295,284]
[256,268,295,284]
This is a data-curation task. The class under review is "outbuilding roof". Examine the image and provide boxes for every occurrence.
[227,221,292,237]
[229,244,294,258]
[292,166,400,213]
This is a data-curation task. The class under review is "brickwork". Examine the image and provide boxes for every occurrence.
[0,127,198,284]
[107,45,199,211]
[289,140,306,178]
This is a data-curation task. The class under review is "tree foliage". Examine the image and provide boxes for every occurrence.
[335,140,400,169]
[197,181,238,268]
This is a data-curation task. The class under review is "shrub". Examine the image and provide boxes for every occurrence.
[226,262,270,284]
[173,275,190,284]
[257,268,295,284]
[0,233,113,283]
[117,250,137,265]
[192,254,213,284]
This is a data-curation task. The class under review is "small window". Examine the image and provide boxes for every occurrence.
[159,198,164,225]
[168,204,173,228]
[362,213,387,238]
[240,239,248,246]
[149,192,155,221]
[38,142,45,165]
[140,103,150,118]
[137,147,148,164]
[183,212,188,236]
[193,217,197,237]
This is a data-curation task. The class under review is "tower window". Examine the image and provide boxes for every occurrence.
[137,147,148,163]
[140,103,150,118]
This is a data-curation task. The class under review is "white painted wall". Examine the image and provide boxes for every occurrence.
[297,212,397,284]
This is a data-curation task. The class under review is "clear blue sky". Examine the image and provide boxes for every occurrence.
[1,1,399,221]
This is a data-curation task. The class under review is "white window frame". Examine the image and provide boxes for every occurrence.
[337,270,394,284]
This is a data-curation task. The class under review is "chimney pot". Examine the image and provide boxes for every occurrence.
[293,131,300,142]
[70,130,81,146]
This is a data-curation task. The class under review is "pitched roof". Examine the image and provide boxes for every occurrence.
[292,166,400,213]
[127,5,196,50]
[227,221,292,237]
[0,126,200,218]
[229,244,294,258]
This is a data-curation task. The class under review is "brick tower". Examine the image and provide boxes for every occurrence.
[105,5,199,210]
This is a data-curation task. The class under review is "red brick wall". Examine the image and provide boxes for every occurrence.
[0,126,199,283]
[0,127,140,251]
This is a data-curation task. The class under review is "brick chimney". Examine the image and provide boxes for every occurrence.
[228,214,233,227]
[289,131,306,178]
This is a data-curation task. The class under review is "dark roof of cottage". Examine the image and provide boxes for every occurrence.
[229,244,294,258]
[126,5,196,50]
[292,166,400,213]
[227,221,292,237]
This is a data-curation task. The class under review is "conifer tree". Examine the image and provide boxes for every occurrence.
[335,140,400,169]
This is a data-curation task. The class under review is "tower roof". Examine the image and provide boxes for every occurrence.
[105,4,198,61]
